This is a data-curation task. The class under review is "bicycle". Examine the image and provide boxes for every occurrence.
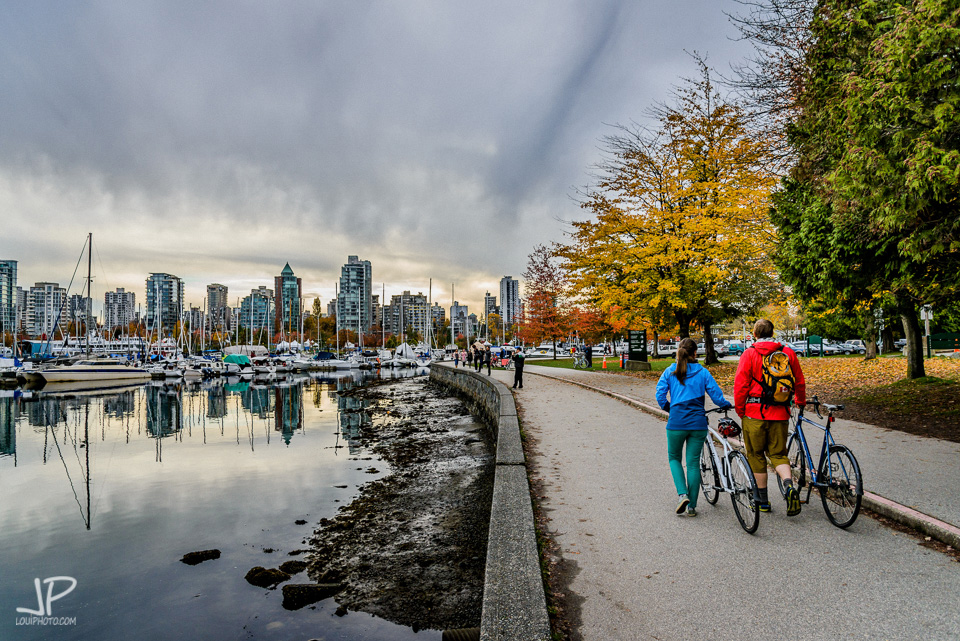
[573,350,589,369]
[700,407,761,533]
[777,395,863,528]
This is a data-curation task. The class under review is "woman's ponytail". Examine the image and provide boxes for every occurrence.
[674,337,699,384]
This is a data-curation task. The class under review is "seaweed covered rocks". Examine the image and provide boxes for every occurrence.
[307,376,493,632]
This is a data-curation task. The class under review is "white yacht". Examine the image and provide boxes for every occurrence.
[24,358,150,384]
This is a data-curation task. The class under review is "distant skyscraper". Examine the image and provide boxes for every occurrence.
[68,294,92,325]
[145,273,184,333]
[450,300,469,338]
[337,256,372,333]
[26,282,67,337]
[239,287,274,334]
[274,263,302,334]
[484,291,498,319]
[326,298,337,318]
[105,288,136,331]
[15,287,25,331]
[0,260,16,336]
[383,291,428,337]
[371,294,381,328]
[207,283,229,331]
[499,276,520,329]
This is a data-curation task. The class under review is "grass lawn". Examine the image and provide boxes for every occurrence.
[526,356,673,373]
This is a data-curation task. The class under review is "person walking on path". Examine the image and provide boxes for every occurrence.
[656,338,732,516]
[454,350,460,368]
[734,318,806,515]
[484,346,492,375]
[585,343,593,368]
[512,348,525,389]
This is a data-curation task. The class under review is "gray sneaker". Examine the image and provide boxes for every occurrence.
[676,495,690,515]
[687,507,697,517]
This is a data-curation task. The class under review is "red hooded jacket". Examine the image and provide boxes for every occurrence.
[734,340,806,421]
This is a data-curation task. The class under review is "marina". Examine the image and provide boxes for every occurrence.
[0,369,457,641]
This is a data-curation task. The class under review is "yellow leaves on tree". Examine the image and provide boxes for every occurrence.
[558,60,779,340]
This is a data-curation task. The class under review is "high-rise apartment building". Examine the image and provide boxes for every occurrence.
[26,282,67,337]
[326,298,337,318]
[145,273,184,333]
[274,263,302,334]
[15,287,25,331]
[450,301,470,338]
[0,260,16,336]
[68,294,92,326]
[371,294,381,328]
[337,256,372,333]
[104,288,136,331]
[239,286,273,333]
[207,283,230,331]
[484,291,499,319]
[383,291,428,337]
[499,276,520,329]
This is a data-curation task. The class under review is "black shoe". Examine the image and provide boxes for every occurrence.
[785,487,802,516]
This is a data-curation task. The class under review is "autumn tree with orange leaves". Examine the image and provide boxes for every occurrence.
[558,61,780,364]
[519,244,569,358]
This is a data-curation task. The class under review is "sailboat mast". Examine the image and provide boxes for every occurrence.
[85,232,92,357]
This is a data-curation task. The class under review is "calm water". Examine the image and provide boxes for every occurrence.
[0,370,442,641]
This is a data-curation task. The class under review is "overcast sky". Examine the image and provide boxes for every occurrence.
[0,0,755,317]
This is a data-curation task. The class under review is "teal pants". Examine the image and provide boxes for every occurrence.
[667,429,708,508]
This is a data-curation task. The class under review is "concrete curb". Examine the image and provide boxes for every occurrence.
[525,368,960,550]
[430,364,551,641]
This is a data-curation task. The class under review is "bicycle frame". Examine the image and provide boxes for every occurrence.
[703,425,737,493]
[791,411,837,489]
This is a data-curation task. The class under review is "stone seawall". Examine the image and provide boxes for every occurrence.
[430,364,551,641]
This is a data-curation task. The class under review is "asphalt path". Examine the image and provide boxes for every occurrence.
[484,366,960,640]
[520,363,960,529]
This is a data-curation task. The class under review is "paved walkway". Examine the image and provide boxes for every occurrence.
[479,365,960,641]
[522,364,960,532]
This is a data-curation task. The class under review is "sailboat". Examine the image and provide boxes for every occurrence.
[24,234,150,386]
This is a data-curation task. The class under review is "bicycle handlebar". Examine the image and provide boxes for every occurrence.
[801,395,844,417]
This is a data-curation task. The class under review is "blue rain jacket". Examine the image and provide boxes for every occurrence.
[655,363,731,430]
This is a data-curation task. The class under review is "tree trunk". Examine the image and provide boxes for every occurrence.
[676,313,691,339]
[899,296,925,379]
[652,331,659,358]
[552,337,557,360]
[703,321,719,365]
[863,312,878,360]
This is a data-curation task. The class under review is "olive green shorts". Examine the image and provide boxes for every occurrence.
[741,417,790,473]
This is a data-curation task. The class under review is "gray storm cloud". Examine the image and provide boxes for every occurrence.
[0,0,753,311]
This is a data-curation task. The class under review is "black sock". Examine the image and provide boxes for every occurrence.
[783,479,794,491]
[759,487,769,503]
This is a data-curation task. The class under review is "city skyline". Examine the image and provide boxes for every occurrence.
[0,2,754,318]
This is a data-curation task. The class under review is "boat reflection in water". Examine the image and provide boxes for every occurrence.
[0,368,434,641]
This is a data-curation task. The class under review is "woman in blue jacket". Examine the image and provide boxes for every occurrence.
[655,338,732,516]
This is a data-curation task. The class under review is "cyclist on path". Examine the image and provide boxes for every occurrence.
[656,338,732,517]
[734,319,806,515]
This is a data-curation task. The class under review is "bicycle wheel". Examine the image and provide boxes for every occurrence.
[700,444,720,505]
[728,451,760,534]
[777,433,807,498]
[819,445,862,528]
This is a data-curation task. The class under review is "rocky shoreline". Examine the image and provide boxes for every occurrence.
[304,376,494,632]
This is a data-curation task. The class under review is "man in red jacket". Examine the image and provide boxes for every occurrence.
[734,318,806,515]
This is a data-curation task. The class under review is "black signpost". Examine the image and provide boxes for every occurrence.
[628,330,648,362]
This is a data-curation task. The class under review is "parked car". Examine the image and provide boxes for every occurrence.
[725,341,748,356]
[837,341,866,355]
[894,338,907,350]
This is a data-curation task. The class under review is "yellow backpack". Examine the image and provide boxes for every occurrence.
[754,347,796,409]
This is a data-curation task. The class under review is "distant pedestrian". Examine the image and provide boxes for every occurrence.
[585,344,593,368]
[512,348,525,389]
[656,338,732,517]
[485,346,492,375]
[466,349,473,368]
[454,351,460,368]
